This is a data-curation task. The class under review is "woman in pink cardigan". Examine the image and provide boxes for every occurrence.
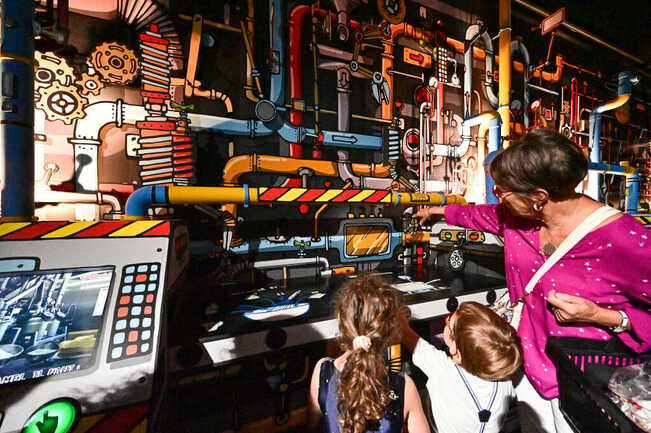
[414,129,650,433]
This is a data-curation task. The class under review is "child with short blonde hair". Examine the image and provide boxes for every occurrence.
[402,301,522,433]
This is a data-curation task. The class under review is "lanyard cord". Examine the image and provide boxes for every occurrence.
[455,365,498,433]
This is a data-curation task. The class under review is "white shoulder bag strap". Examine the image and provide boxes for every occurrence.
[511,205,620,329]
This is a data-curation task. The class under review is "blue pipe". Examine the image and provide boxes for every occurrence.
[588,71,636,202]
[0,0,34,218]
[485,151,499,204]
[626,172,640,213]
[125,185,168,216]
[269,0,285,106]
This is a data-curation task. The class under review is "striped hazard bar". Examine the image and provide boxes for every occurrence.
[634,215,651,226]
[257,187,392,204]
[0,221,171,240]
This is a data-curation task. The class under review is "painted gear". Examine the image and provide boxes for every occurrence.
[377,0,406,24]
[36,82,87,125]
[90,42,139,85]
[79,72,105,96]
[34,51,75,91]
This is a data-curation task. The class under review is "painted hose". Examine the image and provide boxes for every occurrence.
[125,186,466,217]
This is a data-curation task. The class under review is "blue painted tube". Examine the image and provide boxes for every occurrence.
[588,71,636,201]
[269,0,285,106]
[125,186,169,216]
[588,162,633,174]
[626,172,640,213]
[0,0,34,218]
[488,117,502,153]
[485,151,499,204]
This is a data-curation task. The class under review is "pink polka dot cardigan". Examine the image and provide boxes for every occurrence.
[444,203,651,398]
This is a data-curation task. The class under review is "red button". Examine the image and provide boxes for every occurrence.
[135,274,147,283]
[126,345,138,356]
[144,306,152,315]
[128,331,139,342]
[119,296,130,305]
[117,307,129,318]
[146,294,154,303]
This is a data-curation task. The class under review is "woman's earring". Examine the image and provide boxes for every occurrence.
[533,202,543,212]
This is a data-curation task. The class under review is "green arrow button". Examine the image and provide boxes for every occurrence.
[23,401,76,433]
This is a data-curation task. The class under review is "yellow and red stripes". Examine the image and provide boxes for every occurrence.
[257,187,392,204]
[72,403,149,433]
[0,221,171,240]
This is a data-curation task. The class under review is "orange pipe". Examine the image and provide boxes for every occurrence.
[222,154,391,185]
[221,154,392,221]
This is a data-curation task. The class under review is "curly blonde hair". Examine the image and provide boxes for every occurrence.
[333,276,410,433]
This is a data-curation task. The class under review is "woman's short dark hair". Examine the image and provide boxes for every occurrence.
[489,128,588,200]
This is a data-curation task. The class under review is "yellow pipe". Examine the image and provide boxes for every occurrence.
[498,0,511,147]
[222,154,391,185]
[167,186,465,207]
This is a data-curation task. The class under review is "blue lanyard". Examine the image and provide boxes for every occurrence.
[455,365,498,433]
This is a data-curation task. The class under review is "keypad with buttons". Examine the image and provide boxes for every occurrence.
[108,262,161,362]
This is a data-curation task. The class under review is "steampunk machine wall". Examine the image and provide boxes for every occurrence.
[0,0,648,431]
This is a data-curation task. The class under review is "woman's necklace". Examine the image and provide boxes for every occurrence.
[541,227,557,256]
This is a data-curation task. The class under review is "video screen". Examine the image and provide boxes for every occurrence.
[0,267,113,385]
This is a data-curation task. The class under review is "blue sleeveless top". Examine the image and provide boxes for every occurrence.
[317,358,405,433]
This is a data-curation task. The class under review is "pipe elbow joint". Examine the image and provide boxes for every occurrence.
[125,186,168,217]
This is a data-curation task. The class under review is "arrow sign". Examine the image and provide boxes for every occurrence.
[409,53,424,63]
[331,134,358,144]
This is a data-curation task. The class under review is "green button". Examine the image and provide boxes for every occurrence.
[22,400,76,433]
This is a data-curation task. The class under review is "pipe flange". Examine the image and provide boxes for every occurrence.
[255,99,277,122]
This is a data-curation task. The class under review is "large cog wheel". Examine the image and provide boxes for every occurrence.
[36,82,87,125]
[34,51,75,91]
[79,72,105,96]
[90,42,139,85]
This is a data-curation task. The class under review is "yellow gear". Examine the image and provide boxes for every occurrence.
[34,51,75,91]
[36,82,88,125]
[79,72,105,96]
[90,42,139,85]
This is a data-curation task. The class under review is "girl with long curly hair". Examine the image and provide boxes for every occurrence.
[307,276,429,433]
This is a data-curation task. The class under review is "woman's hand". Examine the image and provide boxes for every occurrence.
[547,290,627,330]
[547,290,600,323]
[412,207,445,225]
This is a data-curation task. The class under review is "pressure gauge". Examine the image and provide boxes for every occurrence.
[510,99,522,116]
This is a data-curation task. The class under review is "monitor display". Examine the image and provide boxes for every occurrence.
[0,267,113,385]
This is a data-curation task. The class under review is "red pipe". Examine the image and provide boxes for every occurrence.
[57,0,69,32]
[288,5,310,159]
[287,4,362,162]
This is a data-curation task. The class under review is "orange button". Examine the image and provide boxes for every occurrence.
[117,307,129,318]
[126,345,138,356]
[144,306,152,315]
[119,296,130,305]
[135,274,147,283]
[145,294,154,303]
[128,330,139,342]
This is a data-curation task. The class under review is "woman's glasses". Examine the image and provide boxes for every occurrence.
[492,185,513,200]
